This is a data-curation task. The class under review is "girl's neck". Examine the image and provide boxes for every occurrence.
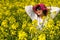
[39,14,46,20]
[39,14,44,19]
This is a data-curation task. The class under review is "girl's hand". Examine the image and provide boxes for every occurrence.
[47,7,51,10]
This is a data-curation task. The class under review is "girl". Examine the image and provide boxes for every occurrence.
[25,3,60,30]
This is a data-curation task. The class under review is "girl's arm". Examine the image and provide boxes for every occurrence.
[25,5,37,20]
[47,7,60,19]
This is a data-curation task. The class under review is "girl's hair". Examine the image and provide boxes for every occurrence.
[35,6,41,11]
[33,3,48,16]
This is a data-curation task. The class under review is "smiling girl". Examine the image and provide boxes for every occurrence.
[25,3,60,29]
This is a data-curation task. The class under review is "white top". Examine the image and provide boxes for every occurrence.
[25,5,60,30]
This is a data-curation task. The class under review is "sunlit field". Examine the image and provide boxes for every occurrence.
[0,0,60,40]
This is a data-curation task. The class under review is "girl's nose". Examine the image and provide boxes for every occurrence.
[38,11,41,13]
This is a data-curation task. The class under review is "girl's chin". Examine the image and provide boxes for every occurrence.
[38,14,40,15]
[37,15,40,17]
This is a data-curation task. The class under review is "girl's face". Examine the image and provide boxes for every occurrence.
[35,10,43,16]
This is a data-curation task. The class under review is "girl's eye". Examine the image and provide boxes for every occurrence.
[37,7,41,10]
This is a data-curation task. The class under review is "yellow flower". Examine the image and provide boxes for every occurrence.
[1,20,7,25]
[32,37,37,40]
[31,2,35,5]
[15,2,19,6]
[56,21,60,26]
[38,34,46,40]
[8,16,16,23]
[55,26,59,30]
[50,34,54,39]
[22,23,26,29]
[47,18,54,25]
[50,31,55,35]
[17,8,24,13]
[44,18,54,29]
[32,19,38,26]
[42,16,46,20]
[3,6,7,10]
[9,3,14,9]
[29,25,37,34]
[0,26,4,32]
[5,10,11,16]
[18,30,27,40]
[10,30,16,35]
[22,21,27,29]
[11,22,19,30]
[1,20,8,28]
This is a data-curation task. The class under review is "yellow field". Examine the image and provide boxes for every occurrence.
[0,0,60,40]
